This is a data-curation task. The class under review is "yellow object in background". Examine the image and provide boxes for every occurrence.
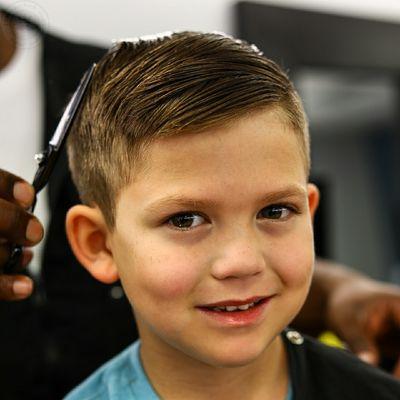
[319,331,346,349]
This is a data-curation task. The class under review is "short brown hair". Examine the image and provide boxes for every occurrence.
[68,31,309,228]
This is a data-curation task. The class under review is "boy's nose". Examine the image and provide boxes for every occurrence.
[210,233,266,280]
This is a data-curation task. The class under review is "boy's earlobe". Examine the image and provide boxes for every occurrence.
[307,183,320,220]
[66,205,119,284]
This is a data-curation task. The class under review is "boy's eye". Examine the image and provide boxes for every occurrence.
[257,205,292,220]
[167,213,205,230]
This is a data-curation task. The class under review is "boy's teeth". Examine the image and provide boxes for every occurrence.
[238,302,254,310]
[210,302,256,312]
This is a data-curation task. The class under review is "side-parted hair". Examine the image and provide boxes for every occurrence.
[67,31,309,228]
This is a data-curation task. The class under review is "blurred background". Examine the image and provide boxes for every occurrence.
[1,0,399,283]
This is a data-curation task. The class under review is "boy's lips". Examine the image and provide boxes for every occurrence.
[196,296,273,327]
[198,296,267,308]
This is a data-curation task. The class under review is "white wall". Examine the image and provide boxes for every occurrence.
[2,0,400,45]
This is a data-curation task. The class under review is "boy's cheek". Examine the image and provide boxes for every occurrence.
[143,258,197,300]
[273,234,315,288]
[117,240,202,301]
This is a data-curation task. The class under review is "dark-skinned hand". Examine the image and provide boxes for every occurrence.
[0,168,43,300]
[327,276,400,378]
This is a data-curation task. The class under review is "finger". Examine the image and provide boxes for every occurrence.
[0,274,33,301]
[0,169,34,208]
[357,349,379,366]
[0,198,43,245]
[0,244,33,272]
[347,335,380,366]
[0,243,11,265]
[21,248,33,268]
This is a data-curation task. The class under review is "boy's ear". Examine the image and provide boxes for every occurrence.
[66,205,119,284]
[307,183,320,221]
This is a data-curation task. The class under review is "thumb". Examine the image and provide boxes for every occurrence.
[0,274,33,300]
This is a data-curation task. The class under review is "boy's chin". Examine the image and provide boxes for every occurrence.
[207,354,263,369]
[193,337,280,369]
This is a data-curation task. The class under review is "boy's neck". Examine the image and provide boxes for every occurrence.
[139,334,289,400]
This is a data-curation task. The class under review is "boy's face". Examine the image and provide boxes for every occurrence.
[109,108,318,368]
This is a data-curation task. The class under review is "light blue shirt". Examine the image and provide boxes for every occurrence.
[64,340,293,400]
[64,341,158,400]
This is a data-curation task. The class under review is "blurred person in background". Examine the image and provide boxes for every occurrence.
[0,7,399,399]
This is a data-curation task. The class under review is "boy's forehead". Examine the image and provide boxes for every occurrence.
[126,108,308,200]
[138,109,304,172]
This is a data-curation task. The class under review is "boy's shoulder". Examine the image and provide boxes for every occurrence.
[63,341,159,400]
[284,329,400,400]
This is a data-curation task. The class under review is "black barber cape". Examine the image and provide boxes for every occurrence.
[283,330,400,399]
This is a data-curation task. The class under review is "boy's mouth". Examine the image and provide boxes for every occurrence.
[196,296,271,327]
[197,296,267,312]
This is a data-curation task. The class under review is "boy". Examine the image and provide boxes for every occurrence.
[64,32,400,399]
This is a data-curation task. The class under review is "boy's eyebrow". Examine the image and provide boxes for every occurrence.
[259,185,307,204]
[144,196,218,214]
[144,185,307,213]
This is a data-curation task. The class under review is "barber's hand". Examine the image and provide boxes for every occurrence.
[326,277,400,378]
[0,169,43,300]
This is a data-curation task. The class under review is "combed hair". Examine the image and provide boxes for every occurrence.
[68,31,309,228]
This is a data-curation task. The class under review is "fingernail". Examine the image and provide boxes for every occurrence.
[13,278,33,296]
[26,218,43,242]
[13,182,34,208]
[358,351,375,364]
